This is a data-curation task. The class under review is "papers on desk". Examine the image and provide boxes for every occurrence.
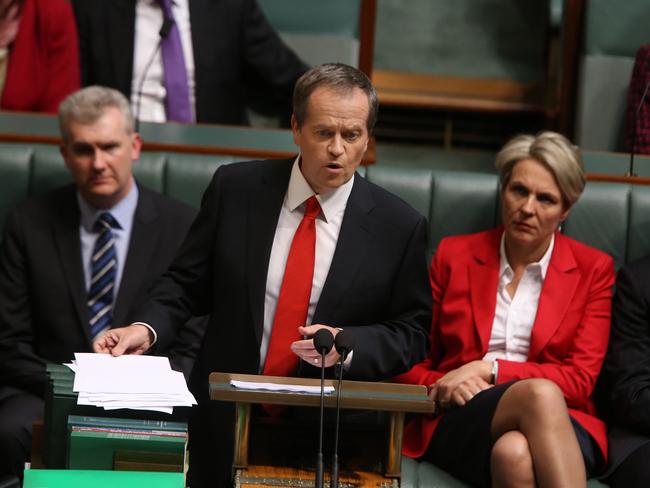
[68,353,197,414]
[230,380,335,394]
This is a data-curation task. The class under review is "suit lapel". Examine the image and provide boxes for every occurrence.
[109,0,136,96]
[188,0,215,66]
[113,186,160,327]
[313,175,374,323]
[53,190,90,343]
[469,229,501,354]
[528,233,580,359]
[247,160,293,347]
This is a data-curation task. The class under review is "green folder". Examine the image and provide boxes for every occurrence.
[23,469,184,488]
[67,428,186,470]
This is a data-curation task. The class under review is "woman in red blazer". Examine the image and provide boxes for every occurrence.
[395,132,615,487]
[0,0,79,112]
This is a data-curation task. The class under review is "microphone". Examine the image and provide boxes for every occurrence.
[628,76,650,177]
[312,328,334,488]
[331,330,355,488]
[159,17,173,38]
[133,16,173,132]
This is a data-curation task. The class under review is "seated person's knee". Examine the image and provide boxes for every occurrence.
[491,430,532,470]
[515,378,565,412]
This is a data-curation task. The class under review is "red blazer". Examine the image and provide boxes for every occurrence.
[395,228,615,461]
[1,0,80,113]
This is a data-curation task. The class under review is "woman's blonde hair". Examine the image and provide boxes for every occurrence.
[495,131,585,209]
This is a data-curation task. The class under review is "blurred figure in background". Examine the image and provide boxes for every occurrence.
[0,0,80,112]
[72,0,308,126]
[625,43,650,156]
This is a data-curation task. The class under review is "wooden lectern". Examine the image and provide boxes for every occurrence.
[209,373,434,488]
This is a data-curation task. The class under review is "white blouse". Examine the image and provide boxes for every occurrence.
[483,234,554,364]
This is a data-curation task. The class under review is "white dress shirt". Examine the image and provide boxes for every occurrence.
[483,234,555,365]
[132,0,196,122]
[259,156,355,370]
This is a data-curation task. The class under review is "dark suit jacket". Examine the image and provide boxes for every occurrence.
[395,228,615,461]
[0,183,202,397]
[600,256,650,472]
[133,158,432,486]
[1,0,80,112]
[71,0,308,125]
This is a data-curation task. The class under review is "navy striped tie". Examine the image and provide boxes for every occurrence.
[88,212,120,339]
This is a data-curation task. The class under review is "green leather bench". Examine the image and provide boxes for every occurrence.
[4,141,650,270]
[3,141,645,486]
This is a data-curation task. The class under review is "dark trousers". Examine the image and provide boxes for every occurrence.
[605,440,650,488]
[0,386,43,480]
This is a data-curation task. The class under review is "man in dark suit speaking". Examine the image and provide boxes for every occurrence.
[0,86,202,480]
[95,63,432,487]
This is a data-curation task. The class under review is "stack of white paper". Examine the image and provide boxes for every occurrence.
[230,380,335,394]
[67,353,197,414]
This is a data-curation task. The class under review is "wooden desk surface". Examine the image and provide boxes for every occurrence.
[210,372,434,414]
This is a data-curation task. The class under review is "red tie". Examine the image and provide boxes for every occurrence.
[263,196,321,377]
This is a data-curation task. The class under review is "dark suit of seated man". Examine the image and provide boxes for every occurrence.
[599,255,650,487]
[0,86,205,480]
[94,63,433,488]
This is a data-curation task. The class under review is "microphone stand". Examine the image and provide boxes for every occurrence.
[628,77,650,177]
[330,330,354,488]
[134,17,173,132]
[312,329,334,488]
[316,347,327,488]
[330,350,347,488]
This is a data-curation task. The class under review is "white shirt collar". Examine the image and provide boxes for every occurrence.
[286,154,355,222]
[499,232,554,281]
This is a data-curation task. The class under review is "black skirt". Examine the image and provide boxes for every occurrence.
[419,381,602,487]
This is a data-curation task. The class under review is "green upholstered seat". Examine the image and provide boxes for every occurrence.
[563,181,630,269]
[428,171,500,254]
[365,165,434,220]
[5,141,650,269]
[164,154,240,208]
[401,455,610,487]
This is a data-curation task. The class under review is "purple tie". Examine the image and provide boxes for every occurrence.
[156,0,192,123]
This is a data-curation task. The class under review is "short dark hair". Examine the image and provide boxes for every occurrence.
[292,63,378,132]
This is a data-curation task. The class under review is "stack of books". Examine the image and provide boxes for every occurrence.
[67,415,187,472]
[43,363,79,468]
[42,363,189,471]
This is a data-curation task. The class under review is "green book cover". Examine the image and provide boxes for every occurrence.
[24,469,184,488]
[68,415,187,433]
[45,363,73,375]
[67,428,187,470]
